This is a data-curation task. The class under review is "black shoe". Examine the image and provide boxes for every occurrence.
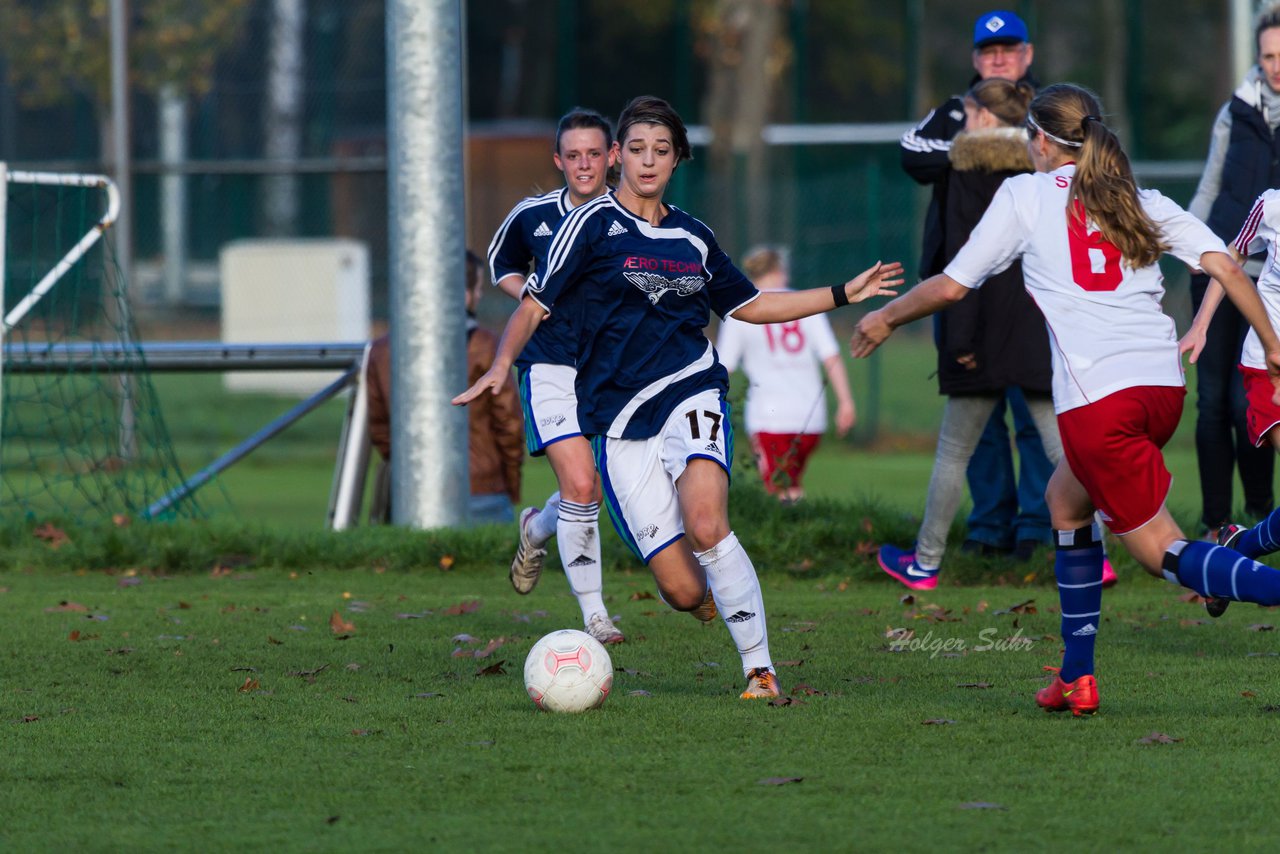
[961,539,1011,558]
[1205,523,1246,618]
[1014,539,1042,562]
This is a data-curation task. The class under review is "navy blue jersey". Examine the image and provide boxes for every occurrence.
[486,187,579,369]
[529,191,759,439]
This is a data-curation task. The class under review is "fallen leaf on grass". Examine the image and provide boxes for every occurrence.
[628,690,652,697]
[20,715,39,723]
[1248,624,1275,632]
[105,647,133,655]
[288,665,330,682]
[112,513,131,528]
[351,729,382,737]
[791,683,827,696]
[616,667,652,677]
[395,612,432,620]
[854,540,878,556]
[1243,691,1257,697]
[758,777,803,786]
[329,611,356,634]
[922,719,956,725]
[957,682,993,689]
[46,601,88,613]
[452,633,478,643]
[267,636,284,646]
[413,692,443,699]
[1179,591,1209,604]
[327,816,340,825]
[994,599,1036,616]
[885,626,913,641]
[237,677,260,693]
[775,660,805,667]
[629,590,655,601]
[768,696,806,707]
[117,577,142,588]
[958,802,1006,810]
[1180,619,1209,627]
[1135,732,1182,745]
[439,554,455,571]
[34,523,69,549]
[475,661,506,676]
[443,600,481,615]
[342,696,358,704]
[900,594,915,606]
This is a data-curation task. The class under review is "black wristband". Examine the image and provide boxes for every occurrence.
[831,283,849,308]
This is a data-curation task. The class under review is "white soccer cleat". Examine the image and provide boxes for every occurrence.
[509,507,548,595]
[585,612,625,645]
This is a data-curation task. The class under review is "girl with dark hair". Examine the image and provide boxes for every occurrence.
[459,95,903,699]
[851,83,1280,716]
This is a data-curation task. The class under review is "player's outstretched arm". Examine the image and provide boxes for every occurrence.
[849,273,968,358]
[452,296,546,406]
[732,261,904,325]
[1200,249,1280,403]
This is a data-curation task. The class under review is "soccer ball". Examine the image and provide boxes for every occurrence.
[523,629,613,713]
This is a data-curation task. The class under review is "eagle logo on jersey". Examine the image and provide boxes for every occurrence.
[623,271,705,305]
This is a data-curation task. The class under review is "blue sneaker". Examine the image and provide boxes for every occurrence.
[877,544,939,590]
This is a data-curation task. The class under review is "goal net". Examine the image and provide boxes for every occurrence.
[1,165,203,523]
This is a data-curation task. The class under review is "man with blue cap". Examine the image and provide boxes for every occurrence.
[897,11,1068,572]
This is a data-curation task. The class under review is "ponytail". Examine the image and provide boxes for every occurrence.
[1030,84,1168,269]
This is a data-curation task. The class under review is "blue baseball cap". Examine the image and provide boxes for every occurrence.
[973,11,1029,47]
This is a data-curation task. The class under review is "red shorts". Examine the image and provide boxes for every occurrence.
[1056,386,1185,535]
[1240,366,1280,447]
[751,432,821,493]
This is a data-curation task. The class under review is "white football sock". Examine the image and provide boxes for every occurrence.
[527,491,561,546]
[558,499,606,621]
[695,531,772,676]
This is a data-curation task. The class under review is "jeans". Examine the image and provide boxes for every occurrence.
[469,493,515,526]
[1191,273,1275,529]
[917,392,1062,568]
[964,388,1056,548]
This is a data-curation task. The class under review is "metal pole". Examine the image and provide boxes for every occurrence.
[109,0,136,459]
[159,84,188,304]
[1233,0,1258,87]
[109,0,133,311]
[386,0,469,529]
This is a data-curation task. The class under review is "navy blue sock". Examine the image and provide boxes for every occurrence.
[1167,539,1280,606]
[1054,524,1104,683]
[1233,508,1280,559]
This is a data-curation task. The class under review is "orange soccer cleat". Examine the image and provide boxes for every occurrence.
[1035,666,1099,716]
[740,667,782,699]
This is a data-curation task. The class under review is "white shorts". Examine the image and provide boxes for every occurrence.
[593,388,733,562]
[517,363,583,456]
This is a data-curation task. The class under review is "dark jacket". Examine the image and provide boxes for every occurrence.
[935,129,1052,397]
[1206,94,1280,243]
[366,327,524,503]
[900,73,1039,278]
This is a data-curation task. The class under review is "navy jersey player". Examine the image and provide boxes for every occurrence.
[458,96,903,699]
[486,109,622,645]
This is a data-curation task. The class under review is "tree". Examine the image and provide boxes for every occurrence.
[0,0,252,160]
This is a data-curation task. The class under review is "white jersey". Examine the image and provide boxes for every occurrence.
[944,164,1227,414]
[716,292,840,434]
[1232,190,1280,371]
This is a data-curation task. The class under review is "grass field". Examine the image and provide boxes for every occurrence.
[7,315,1280,850]
[5,565,1280,850]
[79,324,1223,533]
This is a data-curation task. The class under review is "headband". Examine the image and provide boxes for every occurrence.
[1026,112,1083,149]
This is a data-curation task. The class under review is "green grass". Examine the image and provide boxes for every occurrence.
[5,564,1280,850]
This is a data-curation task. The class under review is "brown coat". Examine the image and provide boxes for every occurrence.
[366,330,524,503]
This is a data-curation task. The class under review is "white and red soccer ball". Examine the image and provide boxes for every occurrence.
[523,629,613,713]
